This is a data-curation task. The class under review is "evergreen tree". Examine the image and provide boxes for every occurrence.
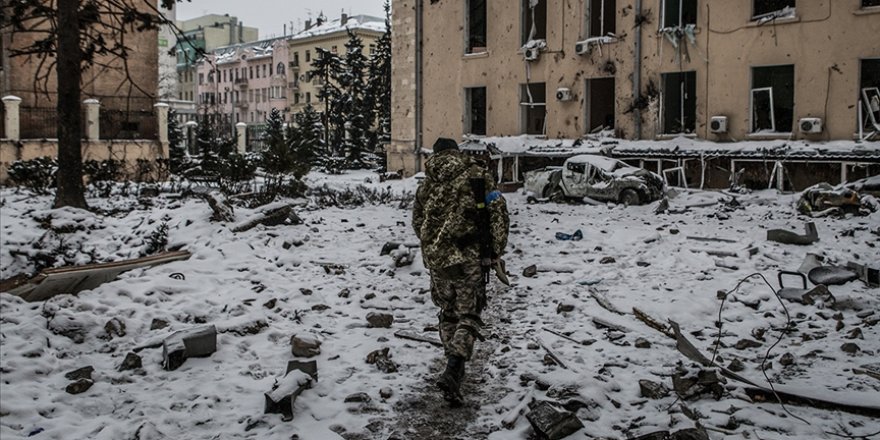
[261,108,292,190]
[167,109,187,174]
[309,47,344,156]
[340,30,372,169]
[368,1,393,149]
[290,104,325,172]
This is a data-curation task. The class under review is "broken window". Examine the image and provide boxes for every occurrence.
[753,0,795,19]
[522,0,547,44]
[467,0,487,53]
[465,87,487,135]
[751,65,794,133]
[588,0,616,37]
[661,71,696,134]
[863,0,880,7]
[663,0,697,28]
[521,82,546,135]
[861,58,880,130]
[586,77,615,133]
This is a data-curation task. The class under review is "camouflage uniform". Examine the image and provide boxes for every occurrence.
[412,149,509,360]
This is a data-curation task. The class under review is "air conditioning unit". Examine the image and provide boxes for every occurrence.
[524,47,540,62]
[575,41,590,55]
[799,117,823,134]
[556,88,573,102]
[709,116,728,134]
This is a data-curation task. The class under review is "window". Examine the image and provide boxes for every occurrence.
[263,65,267,77]
[250,66,254,79]
[306,50,311,62]
[860,59,880,130]
[522,0,547,44]
[198,73,204,85]
[467,0,487,53]
[521,83,546,135]
[465,87,487,135]
[208,71,214,83]
[753,0,795,19]
[306,92,311,103]
[588,0,616,37]
[751,65,794,133]
[249,90,254,102]
[256,66,260,78]
[277,62,285,75]
[331,45,338,54]
[864,0,880,7]
[662,0,697,28]
[661,71,696,134]
[586,77,615,133]
[262,88,268,102]
[294,93,301,105]
[293,52,300,66]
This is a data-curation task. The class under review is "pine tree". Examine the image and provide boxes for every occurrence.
[368,1,393,149]
[290,104,324,173]
[167,109,187,174]
[340,30,371,169]
[309,47,344,157]
[261,108,292,191]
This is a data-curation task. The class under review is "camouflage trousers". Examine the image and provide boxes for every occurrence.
[430,263,487,360]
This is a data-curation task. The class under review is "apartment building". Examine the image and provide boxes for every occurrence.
[196,37,290,127]
[176,14,259,104]
[389,0,880,185]
[287,14,385,115]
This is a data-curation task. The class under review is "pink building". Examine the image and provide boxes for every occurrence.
[196,36,290,131]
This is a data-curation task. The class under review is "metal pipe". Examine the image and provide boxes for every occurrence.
[633,0,642,139]
[415,0,424,173]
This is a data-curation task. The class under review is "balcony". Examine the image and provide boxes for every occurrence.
[288,82,300,91]
[236,101,249,109]
[288,61,300,70]
[234,78,248,87]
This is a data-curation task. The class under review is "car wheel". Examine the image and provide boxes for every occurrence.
[619,188,640,206]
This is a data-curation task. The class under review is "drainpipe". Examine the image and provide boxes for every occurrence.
[633,0,642,139]
[415,0,424,173]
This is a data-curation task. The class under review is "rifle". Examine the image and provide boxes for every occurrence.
[470,177,494,285]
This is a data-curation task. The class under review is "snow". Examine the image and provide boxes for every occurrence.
[1,171,879,439]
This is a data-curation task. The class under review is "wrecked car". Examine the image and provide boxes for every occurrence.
[797,182,876,217]
[524,155,665,205]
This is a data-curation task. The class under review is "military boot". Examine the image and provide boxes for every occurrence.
[437,355,465,405]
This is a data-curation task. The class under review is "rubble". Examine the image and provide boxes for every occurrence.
[366,347,398,373]
[808,266,859,286]
[767,222,819,245]
[344,392,372,403]
[205,191,235,222]
[264,366,314,421]
[525,400,584,440]
[846,261,880,288]
[118,352,142,371]
[66,378,94,395]
[290,334,322,358]
[639,380,670,399]
[65,366,94,381]
[162,325,217,371]
[797,183,865,217]
[393,330,443,347]
[232,203,301,233]
[777,271,835,306]
[366,312,394,328]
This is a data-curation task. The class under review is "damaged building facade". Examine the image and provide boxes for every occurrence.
[389,0,880,189]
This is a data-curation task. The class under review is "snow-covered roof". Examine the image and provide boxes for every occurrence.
[291,15,385,40]
[212,37,285,64]
[567,154,622,171]
[459,135,880,161]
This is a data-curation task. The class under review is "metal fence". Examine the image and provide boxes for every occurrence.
[100,108,158,140]
[19,107,59,139]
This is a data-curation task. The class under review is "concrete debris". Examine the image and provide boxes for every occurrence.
[778,272,836,306]
[779,353,795,367]
[366,312,394,328]
[162,325,217,371]
[501,390,535,429]
[639,379,670,399]
[767,222,819,245]
[264,369,314,421]
[734,339,763,350]
[379,387,393,399]
[65,366,94,381]
[591,317,631,333]
[150,319,169,330]
[631,428,709,440]
[853,364,880,381]
[286,360,318,380]
[344,392,372,403]
[797,183,865,217]
[118,352,143,371]
[232,204,300,233]
[841,343,861,354]
[380,242,420,256]
[66,378,94,395]
[846,261,880,288]
[0,250,191,302]
[672,369,726,401]
[290,334,322,358]
[525,400,584,440]
[635,338,652,349]
[103,317,126,339]
[366,347,398,373]
[808,266,859,286]
[523,265,538,278]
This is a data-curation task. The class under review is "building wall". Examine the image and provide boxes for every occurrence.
[392,0,880,175]
[1,0,160,112]
[388,0,419,174]
[158,4,179,101]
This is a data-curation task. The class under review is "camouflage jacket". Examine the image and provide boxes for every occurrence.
[412,150,509,271]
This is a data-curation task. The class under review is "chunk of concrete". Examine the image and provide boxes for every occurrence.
[767,222,818,245]
[66,378,94,395]
[366,312,394,328]
[809,266,859,286]
[525,400,584,440]
[639,379,670,399]
[264,369,313,421]
[162,325,217,371]
[290,334,321,358]
[366,347,398,373]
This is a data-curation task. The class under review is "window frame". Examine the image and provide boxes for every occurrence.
[466,0,488,54]
[660,71,697,135]
[586,0,617,38]
[661,0,697,28]
[520,82,547,135]
[522,0,547,44]
[752,0,796,21]
[464,86,488,136]
[750,64,795,133]
[750,87,776,133]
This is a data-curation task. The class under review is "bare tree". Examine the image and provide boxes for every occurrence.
[1,0,184,208]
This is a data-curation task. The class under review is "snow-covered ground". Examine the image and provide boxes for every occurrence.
[1,171,878,440]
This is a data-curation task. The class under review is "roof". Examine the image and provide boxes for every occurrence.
[292,15,385,40]
[459,135,880,162]
[567,154,622,171]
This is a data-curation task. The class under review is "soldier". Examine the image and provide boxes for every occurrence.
[412,137,509,404]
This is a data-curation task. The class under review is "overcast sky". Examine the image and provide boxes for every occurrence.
[175,0,387,40]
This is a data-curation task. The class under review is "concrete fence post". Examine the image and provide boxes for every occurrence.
[154,103,170,144]
[235,122,247,154]
[83,99,100,141]
[2,95,22,141]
